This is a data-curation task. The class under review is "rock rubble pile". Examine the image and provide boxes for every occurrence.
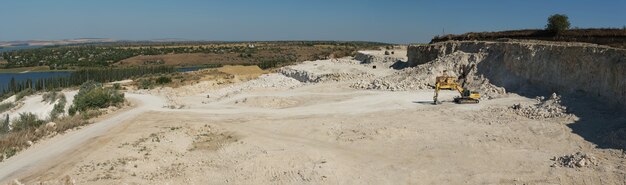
[207,73,302,101]
[352,51,506,99]
[551,152,597,168]
[510,93,568,119]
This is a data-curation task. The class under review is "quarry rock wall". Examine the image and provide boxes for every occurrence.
[355,51,403,64]
[408,41,626,105]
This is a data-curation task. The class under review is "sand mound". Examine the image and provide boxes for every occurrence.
[5,91,76,121]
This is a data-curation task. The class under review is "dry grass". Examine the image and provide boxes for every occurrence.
[114,45,359,68]
[0,109,106,161]
[131,66,237,89]
[54,115,90,132]
[0,127,48,160]
[217,65,266,76]
[115,53,243,66]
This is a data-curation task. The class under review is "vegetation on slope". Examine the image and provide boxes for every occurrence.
[432,14,626,48]
[0,81,125,161]
[1,41,388,69]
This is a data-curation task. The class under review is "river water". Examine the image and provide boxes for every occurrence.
[0,71,72,93]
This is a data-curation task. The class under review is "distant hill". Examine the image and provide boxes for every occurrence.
[0,38,116,47]
[431,29,626,49]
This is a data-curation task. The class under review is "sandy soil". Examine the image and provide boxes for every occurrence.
[1,60,625,184]
[4,90,77,121]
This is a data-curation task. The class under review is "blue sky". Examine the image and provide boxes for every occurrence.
[1,0,624,43]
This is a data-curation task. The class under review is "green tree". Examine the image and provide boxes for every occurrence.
[546,14,571,33]
[9,77,16,93]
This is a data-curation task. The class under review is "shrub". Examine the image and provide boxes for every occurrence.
[72,81,125,113]
[73,88,124,112]
[0,102,14,113]
[42,91,60,103]
[112,83,121,90]
[155,76,172,85]
[546,14,571,33]
[15,89,33,101]
[0,115,9,134]
[4,148,17,159]
[49,95,67,120]
[11,112,45,131]
[139,79,154,89]
[68,106,77,116]
[76,81,101,98]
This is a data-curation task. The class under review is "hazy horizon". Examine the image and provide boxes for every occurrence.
[1,0,625,44]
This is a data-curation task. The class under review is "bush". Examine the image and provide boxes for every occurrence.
[1,115,9,134]
[76,81,101,98]
[139,79,154,89]
[112,83,121,90]
[0,102,14,113]
[72,81,125,113]
[68,106,77,116]
[42,91,60,103]
[15,89,33,101]
[546,14,570,33]
[11,112,45,131]
[49,95,67,120]
[155,76,172,85]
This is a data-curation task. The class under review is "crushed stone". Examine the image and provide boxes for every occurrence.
[351,51,506,99]
[551,152,597,168]
[510,93,569,119]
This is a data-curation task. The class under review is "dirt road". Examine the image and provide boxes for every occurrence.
[0,94,167,183]
[1,80,624,184]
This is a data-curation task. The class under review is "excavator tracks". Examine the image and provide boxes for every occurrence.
[454,98,479,104]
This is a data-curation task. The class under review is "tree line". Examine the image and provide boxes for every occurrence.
[2,66,174,96]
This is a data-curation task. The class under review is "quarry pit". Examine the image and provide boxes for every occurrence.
[1,40,625,184]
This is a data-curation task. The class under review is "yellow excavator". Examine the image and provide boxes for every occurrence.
[433,74,480,104]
